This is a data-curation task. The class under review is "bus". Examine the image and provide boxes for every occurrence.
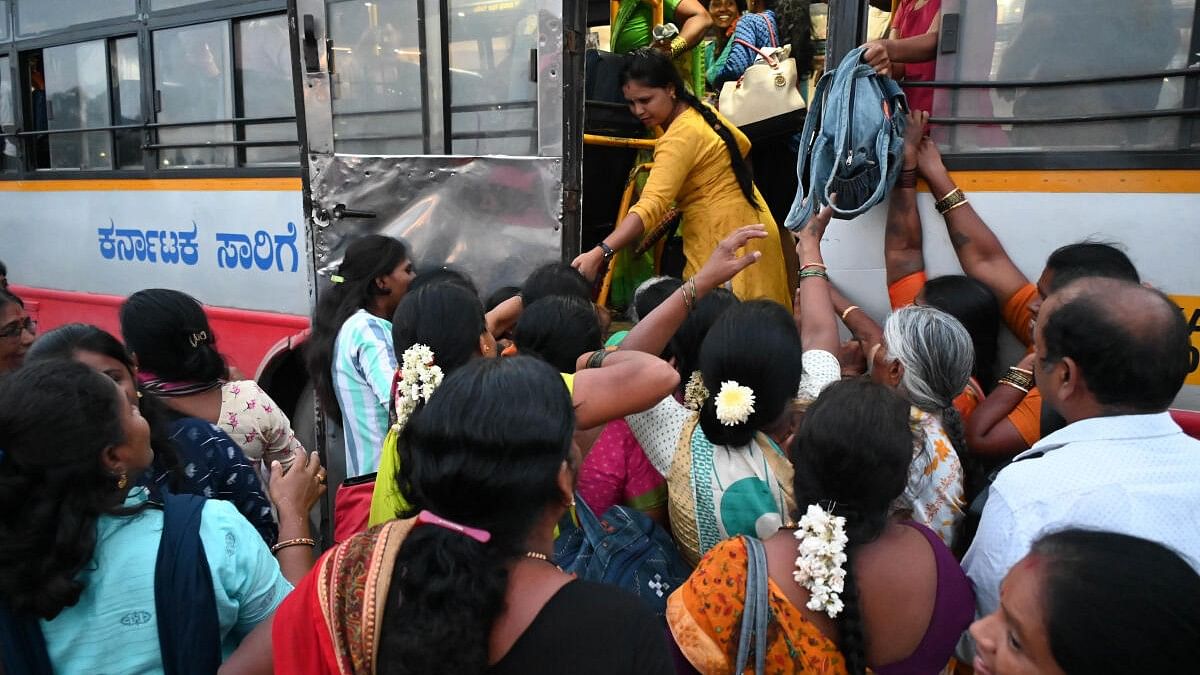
[4,0,1198,501]
[0,0,313,434]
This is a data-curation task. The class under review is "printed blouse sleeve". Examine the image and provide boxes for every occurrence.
[628,126,700,231]
[626,396,690,475]
[797,349,842,402]
[358,318,399,409]
[205,423,278,546]
[245,381,306,461]
[199,500,293,641]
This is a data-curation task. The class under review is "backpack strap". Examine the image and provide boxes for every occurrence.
[734,535,769,675]
[666,413,703,567]
[156,491,222,675]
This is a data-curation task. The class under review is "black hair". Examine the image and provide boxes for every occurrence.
[698,300,803,446]
[409,266,480,298]
[377,356,575,675]
[305,235,409,423]
[709,0,748,12]
[1045,241,1139,292]
[0,288,23,311]
[486,286,522,312]
[631,276,683,324]
[1040,280,1188,413]
[0,359,143,619]
[392,283,487,379]
[0,259,6,276]
[922,275,1001,389]
[521,262,592,308]
[791,378,914,675]
[26,323,186,494]
[621,49,761,210]
[770,0,816,80]
[669,287,738,384]
[512,295,602,374]
[120,289,227,384]
[1030,529,1200,674]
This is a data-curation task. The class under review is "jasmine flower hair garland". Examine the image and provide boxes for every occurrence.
[392,344,444,433]
[793,503,849,618]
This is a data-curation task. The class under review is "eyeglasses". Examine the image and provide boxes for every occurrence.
[0,317,36,340]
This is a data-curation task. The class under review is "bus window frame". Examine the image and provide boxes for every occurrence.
[0,0,302,180]
[831,0,1200,172]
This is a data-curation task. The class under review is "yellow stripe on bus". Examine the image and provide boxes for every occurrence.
[1173,295,1200,387]
[0,177,302,192]
[921,170,1200,194]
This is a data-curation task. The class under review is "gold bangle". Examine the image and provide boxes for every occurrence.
[841,305,861,321]
[670,35,689,57]
[935,188,967,215]
[998,377,1030,394]
[271,537,316,554]
[941,198,969,214]
[1010,367,1033,376]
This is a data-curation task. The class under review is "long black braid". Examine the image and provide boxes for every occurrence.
[621,49,761,210]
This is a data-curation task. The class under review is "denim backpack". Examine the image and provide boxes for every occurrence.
[554,494,692,617]
[784,46,908,228]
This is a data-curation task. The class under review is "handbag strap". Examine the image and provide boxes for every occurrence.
[733,38,779,68]
[763,13,779,48]
[734,535,769,675]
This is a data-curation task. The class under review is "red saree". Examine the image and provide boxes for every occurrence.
[272,519,413,674]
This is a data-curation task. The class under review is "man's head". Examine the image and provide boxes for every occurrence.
[1030,242,1140,320]
[1035,277,1188,423]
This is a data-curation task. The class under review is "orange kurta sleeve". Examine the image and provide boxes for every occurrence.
[1006,386,1042,448]
[1002,282,1039,348]
[888,270,928,310]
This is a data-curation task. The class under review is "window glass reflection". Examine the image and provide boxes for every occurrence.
[44,40,112,170]
[236,14,298,166]
[153,21,234,168]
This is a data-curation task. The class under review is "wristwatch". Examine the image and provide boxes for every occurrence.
[598,241,615,261]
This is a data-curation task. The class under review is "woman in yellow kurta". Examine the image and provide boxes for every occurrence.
[572,49,791,307]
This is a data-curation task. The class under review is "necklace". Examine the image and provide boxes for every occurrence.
[523,551,553,563]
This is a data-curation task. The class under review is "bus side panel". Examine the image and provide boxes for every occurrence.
[0,183,309,317]
[10,284,309,381]
[819,183,1200,409]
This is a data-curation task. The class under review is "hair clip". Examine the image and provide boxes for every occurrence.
[415,510,491,544]
[330,275,345,284]
[188,331,208,348]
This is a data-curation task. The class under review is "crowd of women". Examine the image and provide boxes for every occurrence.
[0,5,1198,672]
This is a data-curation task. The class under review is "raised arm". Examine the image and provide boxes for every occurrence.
[829,285,883,348]
[862,30,939,78]
[965,352,1036,458]
[885,110,929,285]
[621,224,769,357]
[795,204,840,354]
[569,350,680,430]
[916,138,1031,303]
[485,294,523,339]
[267,451,326,585]
[673,0,715,51]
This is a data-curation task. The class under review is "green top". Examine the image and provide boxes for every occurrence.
[610,0,680,53]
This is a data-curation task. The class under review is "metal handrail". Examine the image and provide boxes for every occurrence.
[904,66,1200,89]
[2,115,298,138]
[929,107,1200,126]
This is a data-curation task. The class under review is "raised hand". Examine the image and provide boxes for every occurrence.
[904,109,929,168]
[268,450,327,521]
[861,40,892,77]
[694,224,768,293]
[916,137,948,181]
[571,247,605,283]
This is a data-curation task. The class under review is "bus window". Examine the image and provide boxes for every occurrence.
[42,40,113,170]
[15,0,134,38]
[0,56,14,173]
[152,0,210,10]
[153,21,235,168]
[236,15,298,166]
[327,0,426,155]
[446,0,539,156]
[933,0,1196,155]
[111,36,141,169]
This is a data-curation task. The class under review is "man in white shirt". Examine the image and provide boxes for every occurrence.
[963,277,1200,623]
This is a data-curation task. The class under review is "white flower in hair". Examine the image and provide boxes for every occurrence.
[392,344,444,433]
[714,380,755,425]
[792,503,849,618]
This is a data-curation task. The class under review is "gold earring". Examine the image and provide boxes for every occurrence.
[117,472,128,490]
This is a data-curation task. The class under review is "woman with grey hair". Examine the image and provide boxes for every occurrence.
[870,304,973,548]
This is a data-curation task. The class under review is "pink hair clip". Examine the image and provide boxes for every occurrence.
[415,510,491,544]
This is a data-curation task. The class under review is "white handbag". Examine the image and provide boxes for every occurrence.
[718,20,806,127]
